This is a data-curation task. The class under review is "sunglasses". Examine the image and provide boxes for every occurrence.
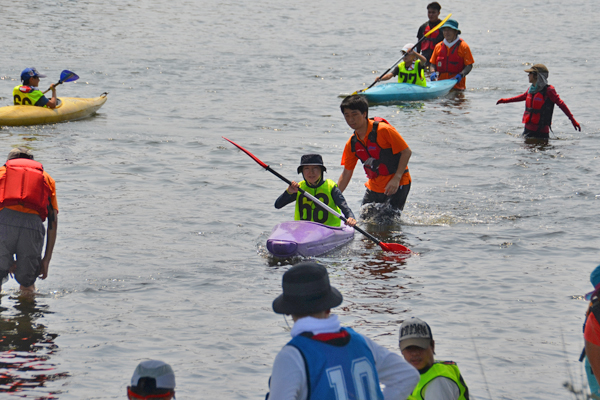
[528,72,538,76]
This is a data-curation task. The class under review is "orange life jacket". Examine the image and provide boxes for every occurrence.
[436,39,464,74]
[0,159,51,221]
[421,24,441,52]
[350,118,404,179]
[522,86,554,127]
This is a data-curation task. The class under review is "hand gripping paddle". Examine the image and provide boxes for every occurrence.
[223,137,412,255]
[43,70,80,94]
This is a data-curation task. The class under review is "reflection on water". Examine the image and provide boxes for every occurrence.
[0,295,68,398]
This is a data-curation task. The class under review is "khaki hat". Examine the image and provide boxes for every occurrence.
[7,147,34,160]
[524,64,549,74]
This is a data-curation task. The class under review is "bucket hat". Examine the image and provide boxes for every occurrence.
[399,317,433,350]
[273,262,343,315]
[440,19,461,34]
[297,154,327,174]
[20,67,46,83]
[524,64,549,74]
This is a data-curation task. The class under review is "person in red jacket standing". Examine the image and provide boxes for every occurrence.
[0,147,58,294]
[496,64,581,139]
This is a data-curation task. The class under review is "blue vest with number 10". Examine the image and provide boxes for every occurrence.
[287,327,384,400]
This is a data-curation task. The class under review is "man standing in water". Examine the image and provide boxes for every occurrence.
[338,95,412,213]
[13,68,57,109]
[496,64,581,139]
[416,2,444,68]
[0,148,58,293]
[266,261,419,399]
[399,317,470,400]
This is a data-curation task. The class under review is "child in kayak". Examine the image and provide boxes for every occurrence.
[275,154,357,227]
[376,43,428,87]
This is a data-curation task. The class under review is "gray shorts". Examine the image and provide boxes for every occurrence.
[0,208,45,287]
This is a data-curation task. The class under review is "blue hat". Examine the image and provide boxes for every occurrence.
[20,67,47,83]
[440,19,461,34]
[585,264,600,300]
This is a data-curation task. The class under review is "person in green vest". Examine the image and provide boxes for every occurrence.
[399,317,470,400]
[376,44,427,87]
[13,68,57,109]
[274,154,357,227]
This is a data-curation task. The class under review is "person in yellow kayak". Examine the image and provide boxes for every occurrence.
[275,154,357,227]
[399,317,470,400]
[376,43,428,87]
[13,68,57,109]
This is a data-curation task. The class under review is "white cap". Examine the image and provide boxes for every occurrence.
[131,360,176,390]
[401,43,415,54]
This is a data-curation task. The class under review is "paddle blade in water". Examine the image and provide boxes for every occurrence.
[222,137,269,169]
[60,70,79,83]
[378,242,411,254]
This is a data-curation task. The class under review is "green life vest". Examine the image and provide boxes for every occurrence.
[294,179,341,227]
[13,85,46,106]
[409,361,469,400]
[398,59,426,87]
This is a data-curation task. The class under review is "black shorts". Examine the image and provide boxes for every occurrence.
[361,182,411,211]
[523,127,549,139]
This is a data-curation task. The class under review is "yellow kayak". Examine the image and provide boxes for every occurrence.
[0,93,108,126]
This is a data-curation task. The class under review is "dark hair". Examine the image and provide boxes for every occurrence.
[340,95,369,118]
[427,2,441,11]
[22,78,31,86]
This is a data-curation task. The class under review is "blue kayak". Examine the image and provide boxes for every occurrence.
[360,79,457,104]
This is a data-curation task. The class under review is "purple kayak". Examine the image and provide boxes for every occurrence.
[266,221,354,258]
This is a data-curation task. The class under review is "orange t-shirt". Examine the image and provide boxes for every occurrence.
[430,40,474,90]
[341,119,411,193]
[0,166,59,216]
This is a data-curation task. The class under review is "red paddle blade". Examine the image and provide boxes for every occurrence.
[378,242,411,254]
[222,137,268,169]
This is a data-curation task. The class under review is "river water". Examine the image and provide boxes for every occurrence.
[0,0,599,399]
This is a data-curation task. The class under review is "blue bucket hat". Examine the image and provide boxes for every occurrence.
[20,67,47,83]
[440,19,461,35]
[585,264,600,300]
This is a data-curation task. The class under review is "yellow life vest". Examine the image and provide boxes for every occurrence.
[408,361,469,400]
[294,179,341,227]
[398,59,426,87]
[13,85,46,106]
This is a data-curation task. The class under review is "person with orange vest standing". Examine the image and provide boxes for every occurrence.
[496,64,581,139]
[429,19,474,90]
[338,95,412,212]
[0,147,58,294]
[415,2,444,68]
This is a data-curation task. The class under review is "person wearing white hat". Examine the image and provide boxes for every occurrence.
[377,43,427,87]
[266,262,419,400]
[127,360,176,399]
[399,317,469,400]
